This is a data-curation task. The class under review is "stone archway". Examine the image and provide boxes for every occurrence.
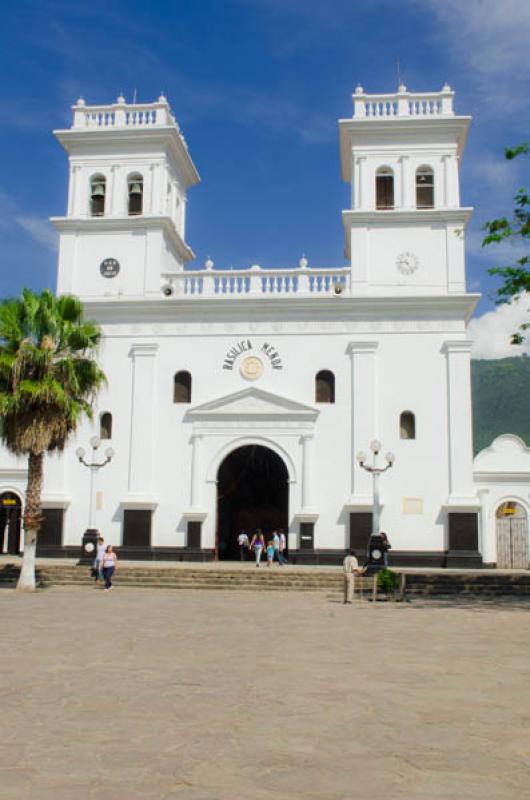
[216,445,289,560]
[496,501,529,569]
[0,492,22,555]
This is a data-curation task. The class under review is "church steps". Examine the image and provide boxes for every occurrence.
[1,564,530,595]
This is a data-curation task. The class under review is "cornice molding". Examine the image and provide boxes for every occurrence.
[82,293,480,325]
[346,341,379,355]
[129,343,159,358]
[441,339,473,355]
[50,214,195,262]
[342,207,473,227]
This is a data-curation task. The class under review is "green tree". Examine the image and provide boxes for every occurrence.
[483,143,529,344]
[0,289,105,590]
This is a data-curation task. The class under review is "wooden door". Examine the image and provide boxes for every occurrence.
[496,511,529,568]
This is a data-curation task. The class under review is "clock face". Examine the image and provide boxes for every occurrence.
[100,258,120,278]
[396,251,419,275]
[240,356,264,381]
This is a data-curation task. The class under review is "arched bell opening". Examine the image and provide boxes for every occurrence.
[216,445,289,561]
[0,491,22,555]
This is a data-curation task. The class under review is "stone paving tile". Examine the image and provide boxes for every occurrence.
[0,587,529,799]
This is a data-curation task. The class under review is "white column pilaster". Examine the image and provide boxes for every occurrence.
[74,166,87,216]
[477,489,493,563]
[443,340,476,504]
[356,156,366,209]
[348,341,379,500]
[300,434,314,510]
[441,154,450,207]
[68,165,79,216]
[111,165,125,215]
[150,163,163,215]
[108,164,116,215]
[399,155,411,208]
[442,154,458,207]
[128,344,158,496]
[189,434,203,508]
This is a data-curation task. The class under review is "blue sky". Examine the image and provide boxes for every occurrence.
[0,0,528,339]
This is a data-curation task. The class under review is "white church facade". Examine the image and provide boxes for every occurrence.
[1,85,529,568]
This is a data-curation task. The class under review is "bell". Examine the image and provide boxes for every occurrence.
[91,183,105,197]
[129,182,143,195]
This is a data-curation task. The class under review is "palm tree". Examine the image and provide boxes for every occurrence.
[0,289,105,590]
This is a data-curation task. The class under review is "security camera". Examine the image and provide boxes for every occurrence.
[332,281,343,296]
[161,284,173,297]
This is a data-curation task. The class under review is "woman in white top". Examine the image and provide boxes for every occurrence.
[101,545,118,591]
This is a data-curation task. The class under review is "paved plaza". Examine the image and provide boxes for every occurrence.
[0,586,529,799]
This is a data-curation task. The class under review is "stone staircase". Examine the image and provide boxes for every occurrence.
[1,563,529,596]
[0,564,342,592]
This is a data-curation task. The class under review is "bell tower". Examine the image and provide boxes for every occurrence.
[51,94,200,300]
[339,84,471,296]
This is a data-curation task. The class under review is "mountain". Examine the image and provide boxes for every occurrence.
[472,357,530,455]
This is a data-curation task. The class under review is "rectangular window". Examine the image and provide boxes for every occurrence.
[300,522,314,550]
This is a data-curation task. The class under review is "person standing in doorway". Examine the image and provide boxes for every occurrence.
[272,529,280,563]
[101,545,118,591]
[278,529,287,565]
[94,535,105,582]
[250,529,265,567]
[237,530,250,561]
[343,549,366,604]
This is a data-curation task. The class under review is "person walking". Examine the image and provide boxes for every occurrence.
[250,529,265,567]
[343,549,365,604]
[101,544,118,591]
[266,539,275,567]
[237,530,250,561]
[94,535,105,582]
[278,529,287,565]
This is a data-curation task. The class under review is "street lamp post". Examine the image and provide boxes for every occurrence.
[76,436,114,565]
[357,440,394,567]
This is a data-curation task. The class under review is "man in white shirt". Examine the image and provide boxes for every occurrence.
[237,530,250,561]
[94,535,105,582]
[343,550,366,604]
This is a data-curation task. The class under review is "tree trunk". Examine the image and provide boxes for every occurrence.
[17,451,44,592]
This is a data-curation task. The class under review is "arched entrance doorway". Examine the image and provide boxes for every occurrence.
[496,501,529,568]
[216,445,289,560]
[0,492,22,555]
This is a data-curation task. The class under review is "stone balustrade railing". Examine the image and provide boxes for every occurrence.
[72,94,178,130]
[353,84,454,118]
[161,266,351,298]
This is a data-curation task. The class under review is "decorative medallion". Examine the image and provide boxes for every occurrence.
[240,356,264,381]
[396,251,419,275]
[100,258,120,278]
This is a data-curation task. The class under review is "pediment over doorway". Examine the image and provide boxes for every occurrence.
[187,387,319,422]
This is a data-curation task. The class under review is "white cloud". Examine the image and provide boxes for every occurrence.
[469,297,530,358]
[0,189,57,253]
[421,0,530,77]
[14,216,57,252]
